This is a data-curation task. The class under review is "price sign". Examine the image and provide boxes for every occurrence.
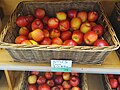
[51,60,72,72]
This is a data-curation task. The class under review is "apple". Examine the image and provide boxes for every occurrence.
[118,85,120,90]
[55,72,63,76]
[31,29,44,42]
[77,11,87,22]
[21,40,33,45]
[62,81,71,89]
[80,22,92,34]
[92,24,104,37]
[59,20,70,31]
[50,29,60,39]
[42,16,49,25]
[19,27,29,36]
[28,85,37,90]
[45,72,53,79]
[72,30,83,45]
[28,75,37,84]
[107,74,114,79]
[51,86,60,90]
[72,86,81,90]
[56,12,67,21]
[31,19,43,30]
[31,71,39,75]
[26,15,34,23]
[61,31,72,41]
[16,16,28,27]
[47,79,55,87]
[67,9,77,19]
[71,72,79,77]
[43,29,50,38]
[28,32,33,40]
[70,76,80,87]
[117,76,120,84]
[52,37,63,45]
[63,39,77,46]
[56,85,64,90]
[40,37,51,45]
[29,40,39,45]
[15,35,28,44]
[54,75,63,84]
[88,11,98,22]
[48,18,59,29]
[37,76,46,84]
[63,72,70,81]
[71,17,81,30]
[84,31,98,45]
[35,8,45,19]
[109,78,118,89]
[90,22,96,28]
[94,39,109,47]
[38,84,50,90]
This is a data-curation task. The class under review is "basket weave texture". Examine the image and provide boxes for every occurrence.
[0,1,119,64]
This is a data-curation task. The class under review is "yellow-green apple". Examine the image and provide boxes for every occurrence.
[70,76,80,87]
[54,75,63,84]
[31,19,43,30]
[67,9,77,19]
[31,29,44,42]
[62,81,71,89]
[35,8,45,19]
[43,29,50,38]
[88,11,98,22]
[92,24,104,37]
[84,31,98,45]
[15,35,28,44]
[40,37,51,45]
[21,40,33,45]
[52,37,63,45]
[61,31,72,41]
[72,30,83,45]
[63,72,70,81]
[29,40,39,45]
[59,20,70,31]
[80,22,92,34]
[72,86,81,90]
[19,27,29,36]
[56,12,67,21]
[93,39,109,47]
[71,17,81,30]
[63,39,77,46]
[50,29,60,39]
[77,11,87,22]
[48,18,59,29]
[28,75,37,84]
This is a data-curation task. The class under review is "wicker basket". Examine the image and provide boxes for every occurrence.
[19,72,88,90]
[0,1,119,64]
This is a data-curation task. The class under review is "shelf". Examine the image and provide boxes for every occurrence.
[0,49,120,74]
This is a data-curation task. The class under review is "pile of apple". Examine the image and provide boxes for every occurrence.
[107,74,120,90]
[28,71,81,90]
[15,8,109,46]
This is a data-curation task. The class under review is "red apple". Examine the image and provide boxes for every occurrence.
[28,85,37,90]
[107,74,114,79]
[56,85,64,90]
[52,37,63,45]
[90,22,96,28]
[40,37,51,45]
[68,9,77,19]
[77,11,87,22]
[54,75,63,85]
[43,16,49,25]
[70,76,80,87]
[26,15,34,23]
[63,39,77,46]
[31,71,39,75]
[55,72,63,76]
[19,27,29,36]
[109,78,118,89]
[71,17,81,30]
[28,75,37,84]
[71,72,79,77]
[56,12,67,21]
[31,19,43,30]
[48,18,59,29]
[51,86,60,90]
[62,81,71,89]
[15,35,28,44]
[117,76,120,84]
[45,72,53,79]
[94,39,109,47]
[21,40,33,45]
[88,11,98,22]
[16,16,28,27]
[43,29,50,38]
[80,22,92,34]
[50,29,60,39]
[38,84,50,90]
[37,76,46,84]
[35,8,45,19]
[72,30,83,45]
[63,72,70,81]
[118,85,120,90]
[31,29,44,42]
[59,20,70,31]
[84,31,98,45]
[72,86,81,90]
[61,31,72,41]
[47,79,55,87]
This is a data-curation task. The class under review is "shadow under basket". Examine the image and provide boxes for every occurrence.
[0,1,119,64]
